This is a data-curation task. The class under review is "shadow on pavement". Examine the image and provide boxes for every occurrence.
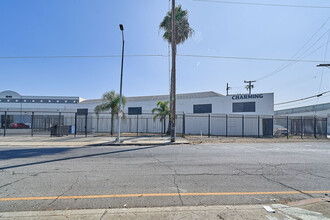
[0,148,74,160]
[0,145,163,170]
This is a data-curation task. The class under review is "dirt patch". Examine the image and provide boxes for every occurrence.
[185,136,329,145]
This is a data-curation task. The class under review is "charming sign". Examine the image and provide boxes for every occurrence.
[232,94,263,100]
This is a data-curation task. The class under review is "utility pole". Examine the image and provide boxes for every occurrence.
[116,24,125,143]
[170,0,176,142]
[244,80,256,94]
[226,83,231,96]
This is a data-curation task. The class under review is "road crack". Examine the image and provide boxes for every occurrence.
[46,178,79,207]
[237,163,315,198]
[0,172,44,190]
[148,149,184,205]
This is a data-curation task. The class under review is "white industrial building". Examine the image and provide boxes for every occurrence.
[0,90,274,115]
[79,91,274,115]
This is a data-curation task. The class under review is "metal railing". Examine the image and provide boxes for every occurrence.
[0,110,328,139]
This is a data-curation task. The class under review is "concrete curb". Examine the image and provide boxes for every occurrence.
[1,203,329,219]
[90,141,190,146]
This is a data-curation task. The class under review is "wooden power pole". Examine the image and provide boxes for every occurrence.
[226,83,231,96]
[244,80,256,94]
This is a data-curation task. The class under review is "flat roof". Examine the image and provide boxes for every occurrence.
[81,91,224,104]
[275,102,330,115]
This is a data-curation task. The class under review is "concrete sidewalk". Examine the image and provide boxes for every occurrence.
[0,136,189,146]
[1,201,329,220]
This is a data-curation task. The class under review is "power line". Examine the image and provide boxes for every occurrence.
[0,54,326,62]
[318,30,330,94]
[256,40,330,81]
[193,0,330,9]
[0,54,167,59]
[275,90,330,105]
[275,93,330,108]
[177,54,324,62]
[256,18,330,81]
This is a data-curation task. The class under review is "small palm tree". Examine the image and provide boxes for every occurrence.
[152,101,171,134]
[94,90,126,136]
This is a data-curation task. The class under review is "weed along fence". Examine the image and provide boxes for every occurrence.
[0,110,328,138]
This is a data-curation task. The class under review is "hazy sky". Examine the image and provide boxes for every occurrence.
[0,0,329,110]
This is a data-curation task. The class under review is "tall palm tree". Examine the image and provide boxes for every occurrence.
[159,5,194,45]
[160,4,193,140]
[152,101,171,134]
[94,90,126,136]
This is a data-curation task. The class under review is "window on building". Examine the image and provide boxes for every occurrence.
[128,107,142,115]
[193,104,212,114]
[233,102,256,112]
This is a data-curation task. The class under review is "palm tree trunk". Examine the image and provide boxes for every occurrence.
[167,115,171,135]
[163,115,166,134]
[111,113,114,136]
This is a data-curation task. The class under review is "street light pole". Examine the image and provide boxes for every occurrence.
[117,24,125,143]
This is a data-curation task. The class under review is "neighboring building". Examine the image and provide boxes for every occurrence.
[275,103,330,136]
[275,103,330,117]
[0,90,81,112]
[0,90,81,129]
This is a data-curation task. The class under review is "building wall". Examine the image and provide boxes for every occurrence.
[78,93,274,116]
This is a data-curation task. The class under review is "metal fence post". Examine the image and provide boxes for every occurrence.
[242,115,244,137]
[326,117,328,138]
[258,115,260,138]
[164,115,166,135]
[137,114,139,137]
[4,111,7,136]
[96,115,99,133]
[208,114,211,138]
[226,114,228,137]
[74,113,77,137]
[272,115,274,138]
[301,117,304,139]
[182,113,185,137]
[314,116,317,138]
[85,114,88,137]
[58,112,61,136]
[31,112,34,137]
[286,116,289,139]
[146,118,148,134]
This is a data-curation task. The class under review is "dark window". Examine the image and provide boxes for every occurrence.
[193,104,212,114]
[233,102,255,112]
[128,107,142,115]
[77,108,88,115]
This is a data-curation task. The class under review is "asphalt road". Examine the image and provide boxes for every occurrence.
[0,142,329,212]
